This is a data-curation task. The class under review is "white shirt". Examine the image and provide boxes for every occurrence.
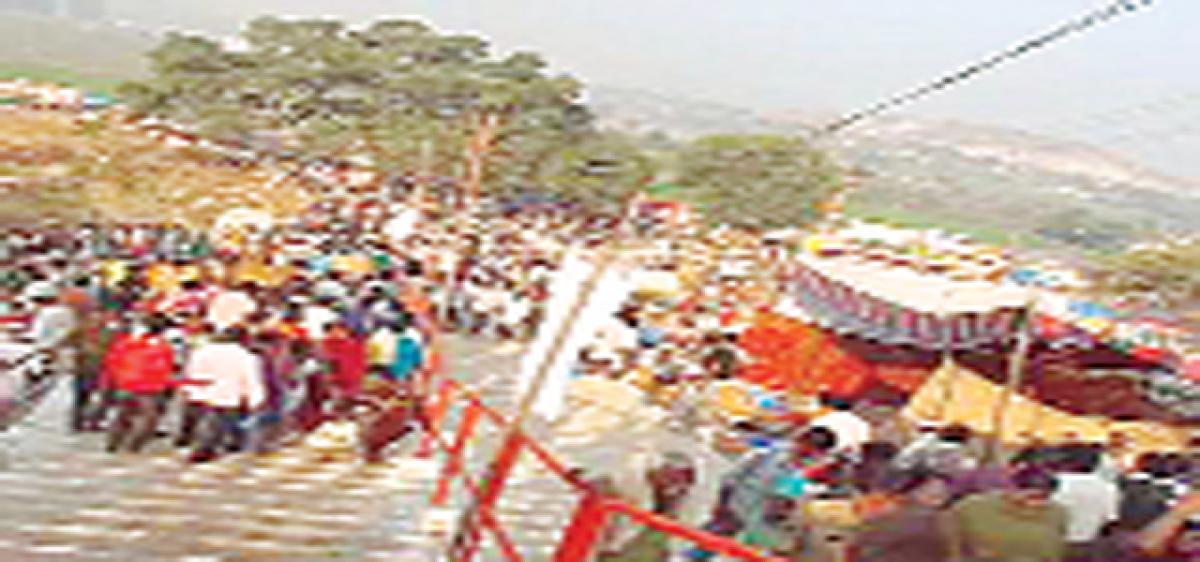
[29,304,76,349]
[303,305,339,340]
[1052,472,1120,543]
[206,290,256,330]
[809,410,872,452]
[183,342,265,409]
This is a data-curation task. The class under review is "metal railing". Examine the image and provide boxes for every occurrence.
[422,375,789,562]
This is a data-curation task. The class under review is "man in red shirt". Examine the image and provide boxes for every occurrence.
[321,319,367,413]
[103,314,176,453]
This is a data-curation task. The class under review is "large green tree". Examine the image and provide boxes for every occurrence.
[1094,241,1200,310]
[118,16,648,203]
[675,135,841,229]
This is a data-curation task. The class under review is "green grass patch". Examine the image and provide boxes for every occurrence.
[844,199,1018,246]
[0,60,127,94]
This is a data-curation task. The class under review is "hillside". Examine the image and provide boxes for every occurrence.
[0,11,151,92]
[2,13,1197,257]
[0,110,313,225]
[589,85,1200,255]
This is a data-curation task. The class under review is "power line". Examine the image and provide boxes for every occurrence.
[818,0,1158,136]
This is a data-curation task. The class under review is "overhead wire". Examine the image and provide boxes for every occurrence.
[817,0,1158,136]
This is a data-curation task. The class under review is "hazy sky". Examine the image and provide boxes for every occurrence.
[113,0,1200,177]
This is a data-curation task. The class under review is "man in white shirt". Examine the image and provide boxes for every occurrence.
[24,281,72,346]
[808,394,871,453]
[24,280,76,378]
[302,296,340,341]
[1052,445,1120,557]
[182,326,265,462]
[206,283,257,331]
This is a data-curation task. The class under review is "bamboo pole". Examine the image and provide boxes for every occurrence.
[447,246,620,561]
[987,302,1036,464]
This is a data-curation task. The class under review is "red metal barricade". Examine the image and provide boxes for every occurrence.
[421,376,790,562]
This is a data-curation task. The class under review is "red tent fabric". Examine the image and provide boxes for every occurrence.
[738,314,901,398]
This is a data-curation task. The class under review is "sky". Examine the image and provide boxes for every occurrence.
[111,0,1200,178]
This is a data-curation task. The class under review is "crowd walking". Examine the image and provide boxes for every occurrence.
[2,173,1200,561]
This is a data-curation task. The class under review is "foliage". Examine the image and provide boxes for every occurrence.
[675,135,840,229]
[1094,241,1200,309]
[117,16,650,206]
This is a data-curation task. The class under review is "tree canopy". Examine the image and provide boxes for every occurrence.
[118,16,649,205]
[674,135,841,229]
[1094,240,1200,310]
[119,17,848,224]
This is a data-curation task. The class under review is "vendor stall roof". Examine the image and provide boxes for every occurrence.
[795,253,1031,315]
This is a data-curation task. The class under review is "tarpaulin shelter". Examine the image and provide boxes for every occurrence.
[737,313,937,401]
[738,312,1200,426]
[904,360,1191,455]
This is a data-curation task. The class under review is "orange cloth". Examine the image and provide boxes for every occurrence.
[739,313,869,396]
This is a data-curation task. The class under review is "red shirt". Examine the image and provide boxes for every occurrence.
[103,333,176,394]
[322,334,367,396]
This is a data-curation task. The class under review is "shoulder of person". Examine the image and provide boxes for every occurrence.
[950,491,996,514]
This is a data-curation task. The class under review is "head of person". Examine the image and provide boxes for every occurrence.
[1161,452,1194,480]
[938,423,974,446]
[860,441,900,464]
[143,313,170,336]
[819,393,854,413]
[1107,431,1132,453]
[1169,519,1200,559]
[326,320,350,338]
[1007,465,1059,508]
[222,325,248,345]
[388,313,412,334]
[878,468,952,509]
[793,426,838,462]
[26,281,58,305]
[1062,443,1104,474]
[647,450,697,498]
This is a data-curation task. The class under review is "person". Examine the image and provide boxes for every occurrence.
[598,451,699,562]
[302,293,340,341]
[321,320,368,412]
[850,441,901,494]
[182,326,265,463]
[848,468,953,562]
[388,314,424,383]
[1050,444,1120,561]
[103,314,176,453]
[206,281,257,331]
[358,366,427,464]
[72,309,118,432]
[250,330,297,452]
[366,315,400,375]
[25,279,77,377]
[943,465,1068,562]
[1118,453,1191,534]
[896,423,979,473]
[1132,493,1200,561]
[809,394,871,453]
[683,426,839,560]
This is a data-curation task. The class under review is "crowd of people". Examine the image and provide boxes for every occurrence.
[1,194,448,463]
[3,172,1200,561]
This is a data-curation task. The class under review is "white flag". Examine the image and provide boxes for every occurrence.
[515,250,632,421]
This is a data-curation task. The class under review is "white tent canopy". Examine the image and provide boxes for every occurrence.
[795,252,1031,315]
